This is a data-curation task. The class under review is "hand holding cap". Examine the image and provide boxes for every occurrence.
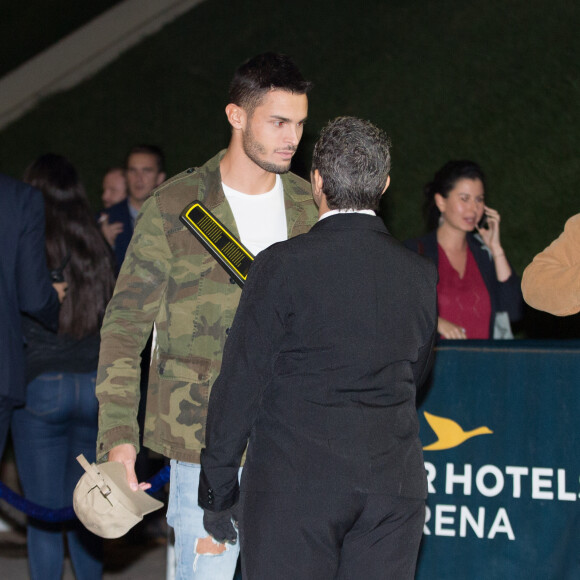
[73,454,163,539]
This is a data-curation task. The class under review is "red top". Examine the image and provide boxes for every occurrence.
[437,244,492,339]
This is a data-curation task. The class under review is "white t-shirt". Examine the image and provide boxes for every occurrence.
[222,174,288,256]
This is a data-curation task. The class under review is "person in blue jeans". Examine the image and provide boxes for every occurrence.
[11,154,115,580]
[12,372,102,578]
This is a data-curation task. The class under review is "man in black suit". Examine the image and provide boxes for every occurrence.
[199,117,438,579]
[0,173,63,457]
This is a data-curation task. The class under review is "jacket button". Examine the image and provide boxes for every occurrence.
[208,499,214,505]
[225,328,230,335]
[229,277,236,284]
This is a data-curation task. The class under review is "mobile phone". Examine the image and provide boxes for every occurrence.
[478,213,489,229]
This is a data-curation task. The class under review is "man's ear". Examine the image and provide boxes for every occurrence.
[312,169,324,195]
[156,172,167,186]
[311,169,325,207]
[225,103,246,130]
[381,175,391,195]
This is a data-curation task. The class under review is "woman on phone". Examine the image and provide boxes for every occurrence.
[404,160,523,339]
[11,154,115,580]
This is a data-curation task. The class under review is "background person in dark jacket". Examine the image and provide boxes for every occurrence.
[405,160,523,339]
[98,166,127,248]
[199,116,438,580]
[103,145,166,270]
[0,172,63,457]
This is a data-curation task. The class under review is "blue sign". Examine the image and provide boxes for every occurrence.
[416,340,580,580]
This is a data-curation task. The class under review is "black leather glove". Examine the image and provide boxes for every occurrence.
[202,506,238,544]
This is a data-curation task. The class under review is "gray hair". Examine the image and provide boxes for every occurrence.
[311,116,391,210]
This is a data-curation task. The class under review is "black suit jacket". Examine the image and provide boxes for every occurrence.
[199,214,438,511]
[0,174,59,402]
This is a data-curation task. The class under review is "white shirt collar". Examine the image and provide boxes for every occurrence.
[318,209,376,222]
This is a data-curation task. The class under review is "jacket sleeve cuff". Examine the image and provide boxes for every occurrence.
[96,425,140,462]
[198,459,240,512]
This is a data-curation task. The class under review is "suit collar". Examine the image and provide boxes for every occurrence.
[312,212,389,234]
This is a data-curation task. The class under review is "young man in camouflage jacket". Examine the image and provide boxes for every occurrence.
[95,53,316,579]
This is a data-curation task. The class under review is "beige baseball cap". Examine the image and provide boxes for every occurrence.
[73,454,163,539]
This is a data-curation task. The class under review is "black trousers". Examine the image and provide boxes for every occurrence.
[239,491,425,580]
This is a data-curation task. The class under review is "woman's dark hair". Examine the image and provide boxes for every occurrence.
[23,154,116,338]
[423,160,486,230]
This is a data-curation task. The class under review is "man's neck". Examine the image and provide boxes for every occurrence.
[220,147,278,195]
[128,197,145,212]
[317,196,331,219]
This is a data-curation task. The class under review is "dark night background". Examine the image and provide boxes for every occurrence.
[1,0,578,335]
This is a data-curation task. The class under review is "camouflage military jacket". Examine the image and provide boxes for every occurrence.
[96,151,318,463]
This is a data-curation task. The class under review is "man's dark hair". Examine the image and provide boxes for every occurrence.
[105,165,126,175]
[228,52,312,116]
[125,144,166,174]
[311,117,391,211]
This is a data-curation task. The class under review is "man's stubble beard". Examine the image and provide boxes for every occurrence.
[242,125,294,175]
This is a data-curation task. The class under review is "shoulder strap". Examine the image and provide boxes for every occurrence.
[180,200,254,288]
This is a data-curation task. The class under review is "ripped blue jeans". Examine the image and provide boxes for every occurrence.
[167,460,241,579]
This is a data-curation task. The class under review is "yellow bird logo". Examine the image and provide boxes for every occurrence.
[422,411,493,451]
